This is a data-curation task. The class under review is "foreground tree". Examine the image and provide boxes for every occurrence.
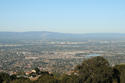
[75,56,113,83]
[60,74,79,83]
[10,78,31,83]
[35,74,58,83]
[113,64,125,83]
[0,72,10,83]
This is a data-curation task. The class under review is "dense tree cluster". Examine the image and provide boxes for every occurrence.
[75,56,113,83]
[0,56,125,83]
[113,64,125,83]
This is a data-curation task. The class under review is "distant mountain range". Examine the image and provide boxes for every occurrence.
[0,31,125,41]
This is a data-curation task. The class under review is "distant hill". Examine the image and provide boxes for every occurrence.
[0,31,125,41]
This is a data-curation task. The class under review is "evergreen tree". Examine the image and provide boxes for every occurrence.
[75,56,113,83]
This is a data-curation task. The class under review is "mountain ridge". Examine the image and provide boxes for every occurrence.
[0,31,125,41]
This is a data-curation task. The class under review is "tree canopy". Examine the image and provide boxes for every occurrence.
[76,56,113,83]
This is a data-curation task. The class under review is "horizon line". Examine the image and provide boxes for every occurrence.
[0,31,125,34]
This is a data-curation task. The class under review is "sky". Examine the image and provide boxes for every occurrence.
[0,0,125,33]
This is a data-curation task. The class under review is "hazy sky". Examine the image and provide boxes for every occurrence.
[0,0,125,33]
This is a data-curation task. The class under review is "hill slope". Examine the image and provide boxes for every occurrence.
[0,31,125,41]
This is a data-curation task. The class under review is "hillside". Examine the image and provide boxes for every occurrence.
[0,31,125,41]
